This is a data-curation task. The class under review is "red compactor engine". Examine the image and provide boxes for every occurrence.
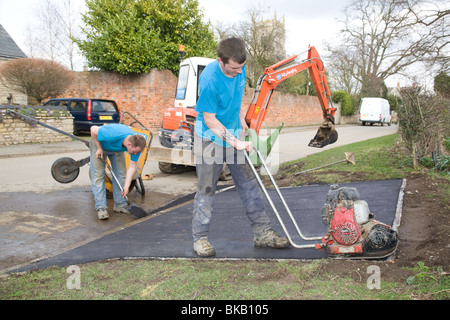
[318,185,398,259]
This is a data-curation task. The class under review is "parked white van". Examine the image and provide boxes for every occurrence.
[359,97,391,126]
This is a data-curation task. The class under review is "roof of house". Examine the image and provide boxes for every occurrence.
[0,24,27,59]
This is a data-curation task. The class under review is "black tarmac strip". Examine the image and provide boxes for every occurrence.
[11,179,405,273]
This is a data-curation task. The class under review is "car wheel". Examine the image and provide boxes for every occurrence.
[158,162,193,174]
[73,123,80,136]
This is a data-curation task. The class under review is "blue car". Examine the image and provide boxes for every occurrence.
[43,98,121,135]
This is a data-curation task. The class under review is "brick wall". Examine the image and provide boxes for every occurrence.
[242,90,324,128]
[61,69,177,133]
[59,69,325,134]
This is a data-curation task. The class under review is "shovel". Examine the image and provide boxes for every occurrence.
[103,159,148,218]
[294,152,356,175]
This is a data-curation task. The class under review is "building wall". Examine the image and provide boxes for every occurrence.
[59,69,325,134]
[0,59,28,105]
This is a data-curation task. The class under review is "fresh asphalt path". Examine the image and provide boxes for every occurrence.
[0,124,399,272]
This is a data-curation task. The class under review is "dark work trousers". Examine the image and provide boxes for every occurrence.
[192,135,271,242]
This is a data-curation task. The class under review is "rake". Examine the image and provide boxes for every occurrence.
[294,152,356,176]
[103,159,148,219]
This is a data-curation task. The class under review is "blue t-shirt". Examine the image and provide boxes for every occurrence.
[97,124,141,161]
[195,60,246,147]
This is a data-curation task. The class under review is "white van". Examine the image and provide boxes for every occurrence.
[359,97,391,126]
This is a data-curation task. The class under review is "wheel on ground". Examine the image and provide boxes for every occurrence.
[51,157,80,183]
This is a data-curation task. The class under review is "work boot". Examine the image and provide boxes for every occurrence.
[113,205,130,214]
[193,238,216,257]
[254,229,289,248]
[97,208,109,220]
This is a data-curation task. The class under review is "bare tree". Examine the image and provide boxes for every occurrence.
[24,0,83,70]
[327,0,449,97]
[327,49,361,96]
[38,0,61,61]
[0,58,74,104]
[54,0,83,70]
[217,7,286,88]
[405,0,449,72]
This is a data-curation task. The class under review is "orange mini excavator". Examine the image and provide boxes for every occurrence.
[158,46,337,172]
[245,46,337,148]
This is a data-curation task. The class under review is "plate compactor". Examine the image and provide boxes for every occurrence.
[318,185,398,259]
[246,147,398,260]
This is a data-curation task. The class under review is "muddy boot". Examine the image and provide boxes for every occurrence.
[97,208,109,220]
[113,205,130,214]
[193,238,216,257]
[254,229,289,248]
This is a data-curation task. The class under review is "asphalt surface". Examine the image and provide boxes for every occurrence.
[0,124,401,273]
[0,139,87,159]
[10,179,405,273]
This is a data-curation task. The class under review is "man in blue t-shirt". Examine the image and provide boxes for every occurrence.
[90,124,146,220]
[192,37,289,257]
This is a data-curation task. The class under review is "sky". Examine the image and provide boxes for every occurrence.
[0,0,351,56]
[0,0,404,86]
[197,0,352,54]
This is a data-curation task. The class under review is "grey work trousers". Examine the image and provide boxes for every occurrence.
[192,135,271,241]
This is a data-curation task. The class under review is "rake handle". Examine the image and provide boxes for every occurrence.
[294,159,346,175]
[102,158,129,201]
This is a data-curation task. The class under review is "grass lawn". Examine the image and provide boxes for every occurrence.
[1,133,449,302]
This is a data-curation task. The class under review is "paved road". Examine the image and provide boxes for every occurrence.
[0,123,398,272]
[261,123,398,173]
[0,124,398,194]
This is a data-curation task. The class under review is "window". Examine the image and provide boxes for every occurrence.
[70,101,86,111]
[91,100,118,112]
[45,99,69,107]
[176,65,189,100]
[196,65,207,102]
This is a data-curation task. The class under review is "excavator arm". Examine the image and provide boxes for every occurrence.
[245,46,338,148]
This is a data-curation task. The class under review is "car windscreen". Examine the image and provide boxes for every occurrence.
[92,100,118,112]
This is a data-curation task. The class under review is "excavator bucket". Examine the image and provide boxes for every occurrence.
[308,124,338,148]
[246,123,284,166]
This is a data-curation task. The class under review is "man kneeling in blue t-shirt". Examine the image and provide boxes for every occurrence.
[90,124,146,220]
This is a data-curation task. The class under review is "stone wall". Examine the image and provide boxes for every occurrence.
[340,114,360,125]
[0,109,74,146]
